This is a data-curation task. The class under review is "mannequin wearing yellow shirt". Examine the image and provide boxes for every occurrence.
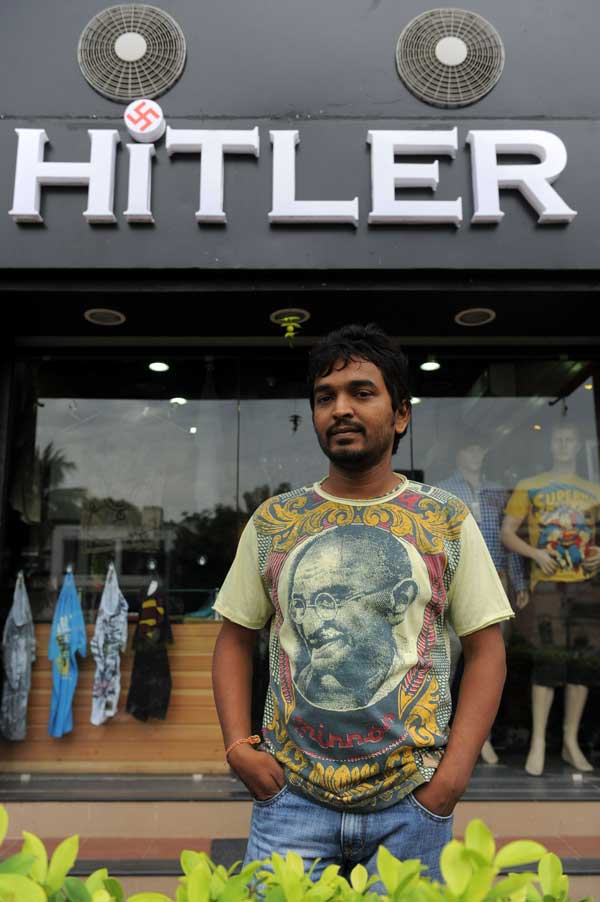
[501,423,600,776]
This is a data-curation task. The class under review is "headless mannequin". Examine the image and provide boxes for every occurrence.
[501,425,600,775]
[451,444,529,765]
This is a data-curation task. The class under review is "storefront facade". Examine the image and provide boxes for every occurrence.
[1,0,599,791]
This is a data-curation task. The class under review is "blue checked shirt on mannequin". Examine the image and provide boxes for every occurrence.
[439,471,527,592]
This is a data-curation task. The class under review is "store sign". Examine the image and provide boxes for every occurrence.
[8,105,577,227]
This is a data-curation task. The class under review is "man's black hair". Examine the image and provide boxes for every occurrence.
[307,323,412,454]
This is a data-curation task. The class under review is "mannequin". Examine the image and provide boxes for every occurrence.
[502,423,600,775]
[440,432,528,764]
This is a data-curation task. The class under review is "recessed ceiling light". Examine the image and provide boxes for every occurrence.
[584,383,593,390]
[420,355,441,372]
[149,361,169,373]
[454,307,496,327]
[411,397,422,405]
[189,426,197,434]
[84,308,126,326]
[170,397,187,405]
[533,424,542,431]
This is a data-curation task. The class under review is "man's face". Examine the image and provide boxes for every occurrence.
[288,528,416,695]
[457,443,486,472]
[312,358,409,470]
[551,427,579,466]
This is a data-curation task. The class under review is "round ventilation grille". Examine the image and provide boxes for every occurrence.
[84,307,127,326]
[396,9,504,108]
[78,5,186,102]
[454,307,496,327]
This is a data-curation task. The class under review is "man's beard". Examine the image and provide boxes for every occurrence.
[317,424,395,470]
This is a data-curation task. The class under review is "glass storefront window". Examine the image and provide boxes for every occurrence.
[1,350,598,774]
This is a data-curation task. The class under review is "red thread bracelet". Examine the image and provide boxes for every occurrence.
[225,734,261,760]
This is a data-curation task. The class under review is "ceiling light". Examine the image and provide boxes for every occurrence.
[270,307,311,345]
[420,355,441,372]
[170,397,187,405]
[584,383,593,390]
[84,308,126,326]
[533,424,542,431]
[454,307,496,327]
[411,397,421,405]
[149,361,169,373]
[189,426,197,434]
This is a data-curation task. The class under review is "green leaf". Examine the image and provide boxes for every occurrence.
[85,870,109,894]
[187,867,210,902]
[375,845,403,893]
[181,851,213,878]
[126,894,174,902]
[21,831,48,883]
[90,892,112,902]
[0,874,46,902]
[525,883,543,902]
[0,852,36,875]
[103,877,124,901]
[538,853,563,898]
[440,840,471,895]
[64,876,93,902]
[237,861,262,883]
[176,886,188,902]
[219,873,254,902]
[487,872,538,899]
[350,864,368,893]
[495,841,547,870]
[227,861,243,877]
[307,859,324,881]
[464,820,496,865]
[0,809,8,849]
[46,834,79,892]
[285,851,305,878]
[462,865,496,902]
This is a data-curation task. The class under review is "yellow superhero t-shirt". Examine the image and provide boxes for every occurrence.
[505,472,600,590]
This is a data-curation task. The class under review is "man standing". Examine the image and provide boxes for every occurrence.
[212,324,513,881]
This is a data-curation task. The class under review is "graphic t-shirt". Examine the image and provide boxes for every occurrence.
[214,477,513,811]
[505,472,600,591]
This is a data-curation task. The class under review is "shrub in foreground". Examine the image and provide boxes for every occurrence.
[0,803,590,902]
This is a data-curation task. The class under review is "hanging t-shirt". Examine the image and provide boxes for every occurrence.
[90,563,128,726]
[0,574,36,741]
[505,472,600,590]
[126,594,173,722]
[214,477,513,811]
[48,572,87,738]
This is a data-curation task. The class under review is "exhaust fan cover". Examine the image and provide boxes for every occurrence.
[396,9,505,108]
[78,5,186,102]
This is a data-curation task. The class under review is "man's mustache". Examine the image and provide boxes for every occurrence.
[326,422,365,440]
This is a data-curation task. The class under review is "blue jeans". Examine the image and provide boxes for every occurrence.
[243,785,453,884]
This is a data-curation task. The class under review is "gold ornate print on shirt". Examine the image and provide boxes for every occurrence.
[255,490,467,556]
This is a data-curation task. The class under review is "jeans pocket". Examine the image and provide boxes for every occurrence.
[407,791,454,822]
[253,784,289,807]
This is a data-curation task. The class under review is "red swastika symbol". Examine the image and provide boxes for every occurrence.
[126,101,160,132]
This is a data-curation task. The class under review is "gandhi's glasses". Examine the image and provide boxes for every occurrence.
[289,588,386,623]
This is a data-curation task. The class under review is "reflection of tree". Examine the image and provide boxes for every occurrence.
[37,442,77,555]
[172,504,239,593]
[170,484,292,606]
[243,482,291,515]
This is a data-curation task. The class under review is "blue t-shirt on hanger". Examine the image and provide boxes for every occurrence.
[48,571,87,738]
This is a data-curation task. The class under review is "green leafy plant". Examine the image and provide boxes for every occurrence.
[0,805,592,902]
